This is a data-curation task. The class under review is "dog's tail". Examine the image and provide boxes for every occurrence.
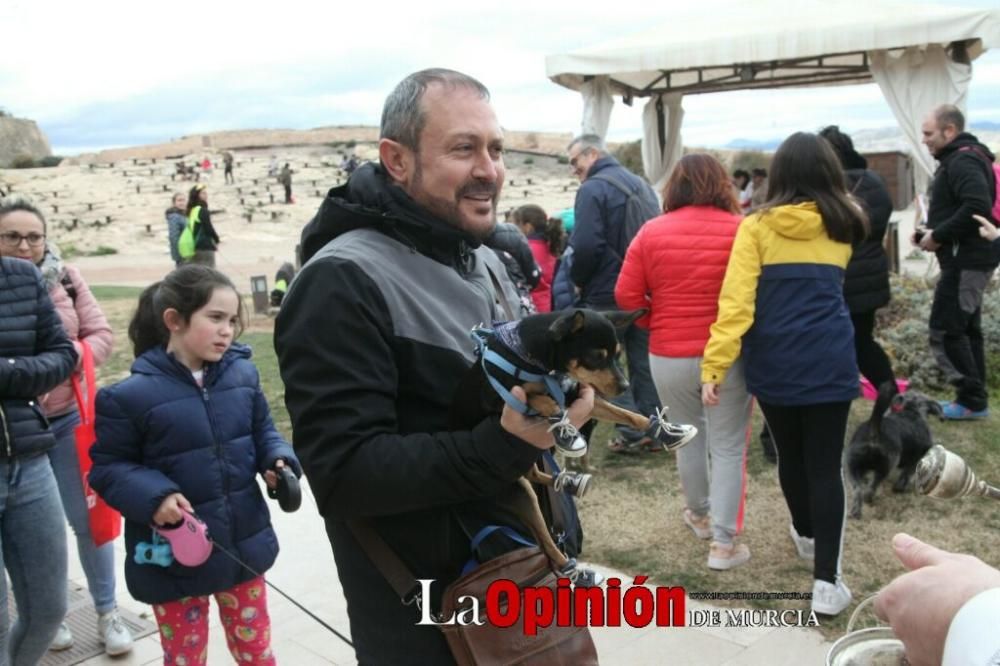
[869,380,900,440]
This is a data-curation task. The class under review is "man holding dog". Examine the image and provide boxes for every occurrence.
[567,134,662,453]
[917,104,998,420]
[275,69,594,663]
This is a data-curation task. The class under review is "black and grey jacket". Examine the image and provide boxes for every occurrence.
[0,257,76,458]
[275,163,535,664]
[928,132,998,270]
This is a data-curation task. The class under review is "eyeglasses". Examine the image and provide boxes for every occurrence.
[568,149,590,169]
[0,232,46,248]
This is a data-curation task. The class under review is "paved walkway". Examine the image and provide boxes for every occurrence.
[67,479,834,666]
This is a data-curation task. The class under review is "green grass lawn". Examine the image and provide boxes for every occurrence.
[92,287,1000,639]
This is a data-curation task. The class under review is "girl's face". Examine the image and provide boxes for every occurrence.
[165,287,240,370]
[198,189,208,203]
[0,210,46,265]
[173,194,186,209]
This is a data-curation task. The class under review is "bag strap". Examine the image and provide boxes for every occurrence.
[69,340,95,424]
[347,520,422,606]
[588,172,637,262]
[484,262,515,321]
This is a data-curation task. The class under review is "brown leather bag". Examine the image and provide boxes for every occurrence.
[438,546,598,666]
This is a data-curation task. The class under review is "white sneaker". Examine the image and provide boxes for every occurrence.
[789,523,815,560]
[707,541,751,570]
[98,610,134,656]
[49,622,73,651]
[683,508,712,540]
[812,578,852,616]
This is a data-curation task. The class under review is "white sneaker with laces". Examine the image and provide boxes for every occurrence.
[812,578,852,616]
[49,622,73,651]
[789,523,815,560]
[98,610,134,656]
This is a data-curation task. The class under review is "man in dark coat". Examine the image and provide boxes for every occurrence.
[917,105,998,419]
[567,134,661,452]
[274,69,594,664]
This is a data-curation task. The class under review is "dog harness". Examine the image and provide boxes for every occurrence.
[470,323,566,417]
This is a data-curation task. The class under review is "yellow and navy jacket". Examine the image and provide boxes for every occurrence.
[701,202,859,405]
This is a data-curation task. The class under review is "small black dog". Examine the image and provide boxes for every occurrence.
[448,308,696,574]
[846,382,943,519]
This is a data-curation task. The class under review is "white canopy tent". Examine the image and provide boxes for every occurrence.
[546,1,1000,193]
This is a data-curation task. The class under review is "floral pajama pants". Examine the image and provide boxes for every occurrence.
[153,576,274,665]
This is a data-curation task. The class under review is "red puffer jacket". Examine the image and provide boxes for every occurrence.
[615,205,742,357]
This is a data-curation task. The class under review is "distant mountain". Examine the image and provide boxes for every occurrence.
[972,121,1000,131]
[722,138,782,151]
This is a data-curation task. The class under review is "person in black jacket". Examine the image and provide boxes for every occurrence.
[916,105,998,419]
[185,184,221,268]
[274,69,594,664]
[484,220,541,315]
[820,126,897,393]
[0,239,76,662]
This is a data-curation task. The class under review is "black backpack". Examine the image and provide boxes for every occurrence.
[592,172,661,261]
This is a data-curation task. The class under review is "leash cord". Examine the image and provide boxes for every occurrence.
[209,539,354,648]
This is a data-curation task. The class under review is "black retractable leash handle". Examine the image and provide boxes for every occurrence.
[209,538,353,648]
[267,465,302,512]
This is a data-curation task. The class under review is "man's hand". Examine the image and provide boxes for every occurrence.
[919,231,941,252]
[500,385,594,450]
[975,214,1000,241]
[153,492,193,526]
[873,533,1000,666]
[701,383,720,406]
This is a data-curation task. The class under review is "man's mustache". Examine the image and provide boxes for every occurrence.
[457,181,499,200]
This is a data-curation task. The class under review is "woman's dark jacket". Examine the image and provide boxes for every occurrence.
[191,205,220,252]
[0,256,76,458]
[89,343,300,603]
[843,167,893,313]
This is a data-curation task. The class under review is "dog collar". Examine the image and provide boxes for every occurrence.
[470,325,566,416]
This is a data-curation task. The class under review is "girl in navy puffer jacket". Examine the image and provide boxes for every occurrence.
[89,265,300,665]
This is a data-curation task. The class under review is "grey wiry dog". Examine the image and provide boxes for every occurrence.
[846,382,943,519]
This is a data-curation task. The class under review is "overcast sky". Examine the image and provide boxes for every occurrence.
[4,0,998,155]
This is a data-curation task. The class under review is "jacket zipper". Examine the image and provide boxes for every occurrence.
[0,405,10,457]
[201,381,235,545]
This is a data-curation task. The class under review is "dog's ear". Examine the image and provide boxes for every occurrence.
[549,310,586,340]
[602,309,647,331]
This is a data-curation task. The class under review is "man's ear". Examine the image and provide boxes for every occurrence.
[603,309,647,330]
[549,310,586,340]
[379,138,413,185]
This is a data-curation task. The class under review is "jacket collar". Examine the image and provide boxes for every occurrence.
[132,342,251,387]
[585,155,622,180]
[299,162,482,271]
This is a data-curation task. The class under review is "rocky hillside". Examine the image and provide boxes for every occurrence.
[0,116,51,167]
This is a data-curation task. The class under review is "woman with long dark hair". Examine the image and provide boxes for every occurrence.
[819,125,897,394]
[616,154,751,570]
[512,204,564,313]
[701,132,869,616]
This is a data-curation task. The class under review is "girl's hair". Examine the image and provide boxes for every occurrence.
[128,264,246,358]
[0,194,47,232]
[512,204,564,255]
[759,132,869,244]
[186,184,206,215]
[662,153,741,215]
[732,169,750,188]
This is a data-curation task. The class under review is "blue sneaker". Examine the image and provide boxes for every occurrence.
[940,401,989,420]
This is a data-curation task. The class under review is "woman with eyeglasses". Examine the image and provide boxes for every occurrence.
[0,195,78,663]
[0,195,133,656]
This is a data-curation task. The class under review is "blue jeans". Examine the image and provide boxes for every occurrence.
[613,324,662,443]
[47,412,117,613]
[0,454,68,666]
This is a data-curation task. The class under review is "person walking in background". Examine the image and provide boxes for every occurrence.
[820,125,897,394]
[223,151,234,185]
[702,132,869,616]
[616,154,751,570]
[0,196,78,664]
[89,265,301,665]
[186,183,220,267]
[732,169,752,212]
[279,163,294,204]
[165,192,187,267]
[0,195,134,655]
[916,104,998,420]
[749,167,769,211]
[566,133,663,453]
[511,204,564,313]
[484,218,541,316]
